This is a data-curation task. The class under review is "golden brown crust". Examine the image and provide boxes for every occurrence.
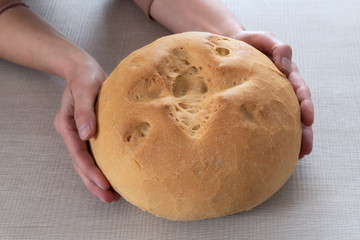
[90,32,301,221]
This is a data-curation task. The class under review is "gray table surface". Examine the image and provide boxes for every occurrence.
[1,0,359,239]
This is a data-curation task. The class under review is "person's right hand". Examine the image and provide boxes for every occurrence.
[54,54,121,203]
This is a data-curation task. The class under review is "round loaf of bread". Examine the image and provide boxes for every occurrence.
[89,32,301,221]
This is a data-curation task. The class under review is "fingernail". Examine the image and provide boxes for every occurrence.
[95,179,108,191]
[281,57,292,73]
[79,122,91,140]
[98,183,107,191]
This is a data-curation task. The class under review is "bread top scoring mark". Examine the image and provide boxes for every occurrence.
[98,32,291,147]
[125,35,251,138]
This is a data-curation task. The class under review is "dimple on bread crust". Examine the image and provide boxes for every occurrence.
[89,32,302,221]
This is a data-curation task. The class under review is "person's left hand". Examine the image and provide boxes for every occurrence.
[234,31,314,159]
[54,55,121,203]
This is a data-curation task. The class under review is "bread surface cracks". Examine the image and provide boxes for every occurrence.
[126,36,250,139]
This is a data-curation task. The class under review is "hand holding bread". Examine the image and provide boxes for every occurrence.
[53,57,121,203]
[235,31,314,158]
[0,0,313,212]
[89,32,303,220]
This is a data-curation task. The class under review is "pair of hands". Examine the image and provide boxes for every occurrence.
[54,31,314,203]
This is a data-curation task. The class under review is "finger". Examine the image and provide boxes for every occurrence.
[54,88,110,194]
[72,154,121,203]
[299,125,313,159]
[236,31,292,75]
[289,63,314,126]
[70,141,111,192]
[56,86,75,118]
[112,189,121,202]
[71,80,102,141]
[56,111,113,200]
[288,62,304,90]
[301,99,314,127]
[296,87,314,126]
[73,162,119,203]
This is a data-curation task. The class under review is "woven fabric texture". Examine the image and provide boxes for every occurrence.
[0,0,359,239]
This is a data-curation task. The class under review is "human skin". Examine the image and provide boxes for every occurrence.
[0,0,313,203]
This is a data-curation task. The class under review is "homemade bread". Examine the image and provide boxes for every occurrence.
[89,32,302,221]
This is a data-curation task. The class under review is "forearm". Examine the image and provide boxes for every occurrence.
[149,0,246,38]
[0,6,90,80]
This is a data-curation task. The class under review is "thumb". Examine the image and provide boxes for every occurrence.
[236,31,293,76]
[273,43,293,76]
[72,83,100,141]
[76,105,97,141]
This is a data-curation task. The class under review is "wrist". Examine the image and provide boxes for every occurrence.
[56,47,97,82]
[150,0,246,38]
[58,49,106,92]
